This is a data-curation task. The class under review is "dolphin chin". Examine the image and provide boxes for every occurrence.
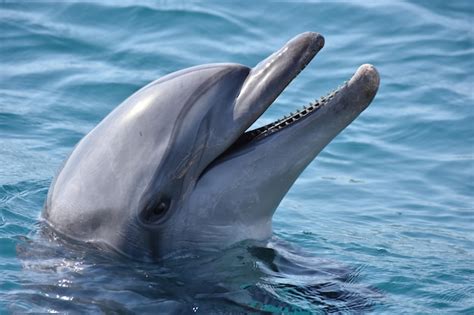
[43,32,380,261]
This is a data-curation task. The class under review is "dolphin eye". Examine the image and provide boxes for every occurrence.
[154,201,168,216]
[141,197,170,224]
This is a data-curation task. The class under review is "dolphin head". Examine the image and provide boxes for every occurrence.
[44,32,379,260]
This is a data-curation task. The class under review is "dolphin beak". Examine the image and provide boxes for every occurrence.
[201,35,379,178]
[223,64,380,159]
[199,32,379,185]
[232,32,325,131]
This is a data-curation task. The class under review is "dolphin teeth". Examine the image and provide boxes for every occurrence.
[243,78,346,143]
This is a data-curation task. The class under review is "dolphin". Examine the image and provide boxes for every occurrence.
[43,32,380,260]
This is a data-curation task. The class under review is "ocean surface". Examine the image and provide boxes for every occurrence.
[1,1,473,314]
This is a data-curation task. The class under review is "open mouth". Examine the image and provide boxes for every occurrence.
[197,73,348,180]
[200,32,379,177]
[226,81,347,153]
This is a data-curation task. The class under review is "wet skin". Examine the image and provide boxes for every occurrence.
[43,32,380,260]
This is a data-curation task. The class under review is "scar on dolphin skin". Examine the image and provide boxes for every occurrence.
[43,32,380,261]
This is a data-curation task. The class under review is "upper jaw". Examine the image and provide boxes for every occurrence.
[231,32,325,133]
[194,33,324,179]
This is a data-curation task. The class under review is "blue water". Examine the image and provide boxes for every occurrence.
[1,1,473,313]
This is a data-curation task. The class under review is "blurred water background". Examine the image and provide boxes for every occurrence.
[1,1,473,313]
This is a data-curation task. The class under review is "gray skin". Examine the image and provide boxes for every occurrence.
[43,32,380,260]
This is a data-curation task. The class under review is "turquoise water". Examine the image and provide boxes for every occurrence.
[1,1,473,313]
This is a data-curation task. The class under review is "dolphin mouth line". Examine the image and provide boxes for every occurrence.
[222,79,347,156]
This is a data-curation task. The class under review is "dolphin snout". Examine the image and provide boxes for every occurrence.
[233,32,325,127]
[353,64,380,98]
[339,64,380,115]
[290,32,325,68]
